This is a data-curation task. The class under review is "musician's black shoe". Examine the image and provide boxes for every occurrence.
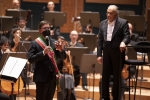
[82,85,88,91]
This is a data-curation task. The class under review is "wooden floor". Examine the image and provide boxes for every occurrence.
[16,65,150,100]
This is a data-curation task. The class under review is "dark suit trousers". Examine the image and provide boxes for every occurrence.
[101,42,124,100]
[35,80,56,100]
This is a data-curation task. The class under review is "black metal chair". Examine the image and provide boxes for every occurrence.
[125,41,150,100]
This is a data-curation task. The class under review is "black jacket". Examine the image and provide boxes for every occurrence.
[27,37,66,82]
[97,17,130,57]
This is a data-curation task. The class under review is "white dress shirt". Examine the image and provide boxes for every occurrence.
[107,20,116,41]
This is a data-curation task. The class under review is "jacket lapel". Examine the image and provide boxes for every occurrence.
[103,21,108,41]
[111,17,120,39]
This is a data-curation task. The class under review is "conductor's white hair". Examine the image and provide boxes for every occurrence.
[108,5,119,14]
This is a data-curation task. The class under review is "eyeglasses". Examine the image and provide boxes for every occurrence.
[106,11,115,15]
[41,27,50,30]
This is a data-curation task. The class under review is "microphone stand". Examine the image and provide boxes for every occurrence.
[18,36,35,100]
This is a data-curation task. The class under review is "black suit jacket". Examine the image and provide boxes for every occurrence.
[131,33,139,42]
[0,51,2,61]
[68,42,83,47]
[27,37,66,82]
[97,17,130,57]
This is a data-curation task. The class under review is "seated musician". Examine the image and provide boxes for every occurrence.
[8,28,27,88]
[43,1,60,40]
[0,36,10,60]
[47,1,55,12]
[0,36,16,100]
[83,24,93,34]
[9,28,22,52]
[12,0,20,10]
[14,17,30,31]
[68,30,88,91]
[56,36,76,100]
[5,17,30,39]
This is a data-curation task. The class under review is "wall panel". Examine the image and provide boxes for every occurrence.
[86,0,139,5]
[0,0,15,16]
[60,0,84,33]
[23,0,59,3]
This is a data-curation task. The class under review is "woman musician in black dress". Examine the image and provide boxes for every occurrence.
[56,36,76,100]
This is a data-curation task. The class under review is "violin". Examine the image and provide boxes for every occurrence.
[62,50,74,75]
[78,38,84,46]
[56,38,74,76]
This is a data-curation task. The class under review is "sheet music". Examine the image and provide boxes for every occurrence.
[1,56,27,79]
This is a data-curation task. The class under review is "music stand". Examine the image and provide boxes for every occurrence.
[118,10,135,19]
[66,47,90,67]
[0,16,15,31]
[6,9,28,20]
[17,40,35,100]
[124,15,146,82]
[21,30,40,41]
[0,52,27,100]
[78,34,97,52]
[17,41,31,52]
[80,11,100,28]
[0,52,27,80]
[124,15,145,33]
[44,11,66,26]
[80,54,102,100]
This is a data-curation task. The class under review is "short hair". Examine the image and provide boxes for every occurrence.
[48,1,54,5]
[17,17,26,22]
[108,5,119,14]
[70,30,78,36]
[38,20,50,29]
[86,24,92,29]
[12,0,19,3]
[0,36,9,46]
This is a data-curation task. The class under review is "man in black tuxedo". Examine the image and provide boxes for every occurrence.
[68,30,88,91]
[27,20,66,100]
[97,5,130,100]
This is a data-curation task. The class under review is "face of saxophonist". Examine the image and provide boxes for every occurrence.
[47,1,55,11]
[69,30,78,43]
